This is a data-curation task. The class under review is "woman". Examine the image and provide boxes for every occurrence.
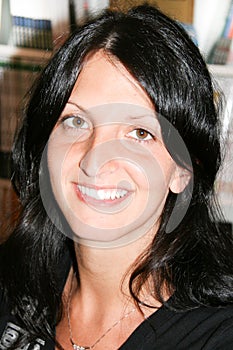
[1,4,233,350]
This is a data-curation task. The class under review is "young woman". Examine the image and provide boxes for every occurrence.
[1,4,233,350]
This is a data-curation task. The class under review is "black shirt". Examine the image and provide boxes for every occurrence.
[1,258,233,350]
[121,303,233,349]
[1,293,233,350]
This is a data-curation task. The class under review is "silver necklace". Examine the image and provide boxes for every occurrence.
[67,273,137,350]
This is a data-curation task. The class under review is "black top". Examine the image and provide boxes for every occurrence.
[1,256,233,350]
[1,293,233,350]
[121,303,233,349]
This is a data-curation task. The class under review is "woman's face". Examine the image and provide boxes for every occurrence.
[45,51,188,248]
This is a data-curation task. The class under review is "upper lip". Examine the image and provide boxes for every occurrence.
[74,182,133,192]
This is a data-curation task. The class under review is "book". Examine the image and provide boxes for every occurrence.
[0,49,49,228]
[208,0,233,64]
[208,37,232,65]
[0,54,45,179]
[0,0,11,45]
[9,0,70,50]
[223,0,233,38]
[214,75,233,223]
[0,0,2,31]
[226,39,233,64]
[0,178,18,239]
[10,15,53,50]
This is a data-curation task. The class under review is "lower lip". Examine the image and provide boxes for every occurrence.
[74,184,131,207]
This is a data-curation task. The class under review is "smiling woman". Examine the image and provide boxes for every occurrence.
[45,51,187,247]
[1,4,233,350]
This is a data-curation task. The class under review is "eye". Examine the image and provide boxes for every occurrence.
[62,115,89,129]
[127,128,154,142]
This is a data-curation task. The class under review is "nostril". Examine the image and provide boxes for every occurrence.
[79,140,120,178]
[80,156,119,178]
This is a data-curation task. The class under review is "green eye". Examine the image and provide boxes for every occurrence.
[63,116,89,129]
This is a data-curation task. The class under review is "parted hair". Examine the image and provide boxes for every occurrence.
[1,4,233,346]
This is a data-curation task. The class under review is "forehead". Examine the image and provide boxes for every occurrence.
[69,50,154,110]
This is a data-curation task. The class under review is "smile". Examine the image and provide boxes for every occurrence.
[77,185,128,201]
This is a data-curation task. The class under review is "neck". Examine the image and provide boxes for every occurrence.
[75,241,142,297]
[58,233,162,350]
[72,231,155,313]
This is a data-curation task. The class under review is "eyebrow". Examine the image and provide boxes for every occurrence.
[67,101,87,113]
[127,114,156,120]
[66,100,158,126]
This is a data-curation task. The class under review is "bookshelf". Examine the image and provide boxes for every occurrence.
[209,64,233,225]
[0,44,51,60]
[0,44,51,159]
[0,0,74,235]
[209,64,233,78]
[0,44,52,232]
[0,178,18,242]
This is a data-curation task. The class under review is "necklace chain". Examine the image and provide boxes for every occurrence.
[66,273,136,350]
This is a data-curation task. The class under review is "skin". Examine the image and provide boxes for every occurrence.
[47,51,188,248]
[48,51,190,349]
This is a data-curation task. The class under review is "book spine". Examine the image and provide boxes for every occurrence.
[223,0,233,38]
[0,57,42,178]
[45,20,53,50]
[24,16,31,48]
[0,178,19,236]
[11,15,19,46]
[228,15,233,38]
[10,15,53,50]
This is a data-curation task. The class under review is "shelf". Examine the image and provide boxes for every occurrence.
[0,44,51,62]
[208,64,233,77]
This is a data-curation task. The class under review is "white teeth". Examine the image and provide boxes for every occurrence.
[111,190,116,200]
[105,191,111,200]
[97,189,105,200]
[89,188,95,199]
[84,186,88,196]
[120,190,127,198]
[78,185,128,201]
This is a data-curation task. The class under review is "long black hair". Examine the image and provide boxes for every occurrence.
[1,3,233,345]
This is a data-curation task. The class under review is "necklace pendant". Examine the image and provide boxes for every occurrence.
[72,344,90,350]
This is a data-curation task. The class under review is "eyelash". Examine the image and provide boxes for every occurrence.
[126,128,156,143]
[59,116,156,144]
[60,115,90,130]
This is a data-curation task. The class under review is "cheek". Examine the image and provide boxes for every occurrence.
[47,123,90,184]
[46,136,82,201]
[116,138,176,198]
[127,147,175,196]
[47,141,67,192]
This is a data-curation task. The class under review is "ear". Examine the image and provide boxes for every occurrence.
[169,165,192,194]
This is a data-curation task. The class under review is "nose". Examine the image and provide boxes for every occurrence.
[79,128,120,178]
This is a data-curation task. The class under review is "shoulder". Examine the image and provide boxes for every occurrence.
[121,304,233,349]
[151,304,233,349]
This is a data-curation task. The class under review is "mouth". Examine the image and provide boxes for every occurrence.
[74,183,131,206]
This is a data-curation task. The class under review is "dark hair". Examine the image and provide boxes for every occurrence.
[1,4,233,345]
